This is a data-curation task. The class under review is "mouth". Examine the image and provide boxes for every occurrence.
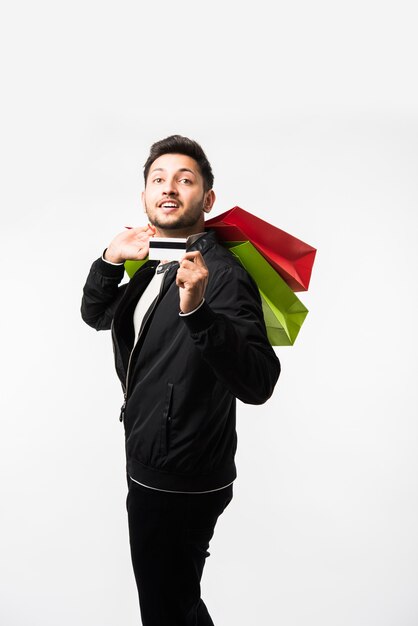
[159,201,180,214]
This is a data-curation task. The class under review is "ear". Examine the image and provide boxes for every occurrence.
[141,191,147,213]
[203,190,216,214]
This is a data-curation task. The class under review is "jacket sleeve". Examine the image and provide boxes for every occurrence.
[81,256,127,331]
[180,264,281,405]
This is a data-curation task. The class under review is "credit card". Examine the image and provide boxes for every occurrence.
[148,237,187,261]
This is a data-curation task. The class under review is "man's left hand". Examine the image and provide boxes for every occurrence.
[176,251,209,314]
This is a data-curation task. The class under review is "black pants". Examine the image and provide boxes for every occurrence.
[126,478,233,626]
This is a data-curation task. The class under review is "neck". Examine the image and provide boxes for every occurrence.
[154,222,205,239]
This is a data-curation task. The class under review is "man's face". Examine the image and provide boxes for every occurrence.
[142,153,214,236]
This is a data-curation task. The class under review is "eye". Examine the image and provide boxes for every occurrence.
[179,178,191,184]
[153,177,163,183]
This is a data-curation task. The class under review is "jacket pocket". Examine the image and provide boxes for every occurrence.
[160,383,174,457]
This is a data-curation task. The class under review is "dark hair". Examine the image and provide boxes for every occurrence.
[143,135,214,191]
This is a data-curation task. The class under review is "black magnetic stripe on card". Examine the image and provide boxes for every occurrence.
[149,241,187,250]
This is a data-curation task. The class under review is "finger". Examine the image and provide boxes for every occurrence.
[179,259,198,271]
[176,266,191,283]
[179,260,208,278]
[180,251,207,267]
[176,265,200,285]
[130,225,153,234]
[176,273,186,288]
[181,251,202,261]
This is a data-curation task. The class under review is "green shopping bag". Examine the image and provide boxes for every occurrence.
[124,259,148,278]
[124,242,308,346]
[228,241,309,346]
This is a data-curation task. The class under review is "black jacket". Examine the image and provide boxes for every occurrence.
[81,230,280,492]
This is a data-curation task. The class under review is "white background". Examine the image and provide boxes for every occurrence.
[1,1,417,625]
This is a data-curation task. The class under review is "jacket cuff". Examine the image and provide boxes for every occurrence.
[92,255,126,279]
[180,300,217,334]
[179,298,205,317]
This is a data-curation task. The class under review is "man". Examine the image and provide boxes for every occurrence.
[81,135,281,625]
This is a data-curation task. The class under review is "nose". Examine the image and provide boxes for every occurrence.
[162,177,178,196]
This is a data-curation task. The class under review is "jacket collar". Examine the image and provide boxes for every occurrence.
[187,229,218,255]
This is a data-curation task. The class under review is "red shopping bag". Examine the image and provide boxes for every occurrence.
[206,206,316,291]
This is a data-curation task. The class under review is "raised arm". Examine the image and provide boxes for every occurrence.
[81,224,154,330]
[177,252,281,405]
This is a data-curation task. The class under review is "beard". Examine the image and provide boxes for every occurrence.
[144,196,205,231]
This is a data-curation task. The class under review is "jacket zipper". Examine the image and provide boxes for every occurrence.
[119,265,172,422]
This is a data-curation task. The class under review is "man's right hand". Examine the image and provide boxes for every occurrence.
[104,224,156,264]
